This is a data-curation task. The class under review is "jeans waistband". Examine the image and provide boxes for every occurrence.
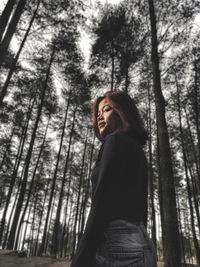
[106,219,143,229]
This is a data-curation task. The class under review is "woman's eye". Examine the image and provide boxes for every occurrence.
[105,107,111,112]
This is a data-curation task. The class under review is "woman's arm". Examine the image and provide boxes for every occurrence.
[71,133,124,266]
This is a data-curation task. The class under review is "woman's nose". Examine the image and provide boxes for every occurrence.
[97,114,103,121]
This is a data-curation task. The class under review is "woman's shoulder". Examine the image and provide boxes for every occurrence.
[105,131,140,147]
[105,131,129,141]
[102,132,141,158]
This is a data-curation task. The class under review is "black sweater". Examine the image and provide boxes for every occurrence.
[71,132,148,267]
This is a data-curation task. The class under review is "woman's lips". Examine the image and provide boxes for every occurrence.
[98,122,105,129]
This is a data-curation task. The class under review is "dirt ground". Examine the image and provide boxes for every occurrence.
[0,250,164,267]
[0,257,166,267]
[0,255,70,267]
[0,257,167,267]
[1,250,198,267]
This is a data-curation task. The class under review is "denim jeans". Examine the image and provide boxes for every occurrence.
[95,220,157,267]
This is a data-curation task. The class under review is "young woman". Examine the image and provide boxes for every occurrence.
[71,91,157,267]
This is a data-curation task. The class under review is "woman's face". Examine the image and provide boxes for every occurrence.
[97,98,121,137]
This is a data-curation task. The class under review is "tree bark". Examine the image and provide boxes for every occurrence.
[0,0,27,68]
[14,116,50,250]
[45,194,56,254]
[79,134,95,242]
[2,166,25,248]
[0,0,16,42]
[20,198,32,251]
[29,190,38,256]
[184,105,200,185]
[175,71,200,264]
[60,151,74,258]
[124,42,129,93]
[33,179,50,255]
[193,60,200,172]
[147,0,181,265]
[0,0,40,107]
[0,97,34,246]
[111,41,114,91]
[0,128,14,173]
[72,131,88,256]
[147,83,157,248]
[6,46,54,249]
[156,129,165,261]
[52,107,75,257]
[38,91,71,256]
[176,193,186,265]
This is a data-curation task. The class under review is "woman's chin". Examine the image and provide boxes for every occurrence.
[99,131,108,138]
[100,129,114,138]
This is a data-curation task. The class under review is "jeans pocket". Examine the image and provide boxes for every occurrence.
[95,254,116,267]
[110,249,145,266]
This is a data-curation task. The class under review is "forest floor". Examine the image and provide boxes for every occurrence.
[0,256,70,267]
[0,251,196,267]
[0,250,70,267]
[0,256,166,267]
[0,251,166,267]
[0,257,197,267]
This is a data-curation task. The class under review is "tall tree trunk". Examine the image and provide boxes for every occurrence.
[0,127,14,209]
[60,151,74,258]
[79,166,89,240]
[72,131,88,256]
[0,0,27,68]
[2,168,24,249]
[70,204,77,258]
[14,116,50,250]
[0,0,40,107]
[20,202,31,251]
[176,193,186,265]
[193,60,200,171]
[45,194,56,254]
[0,128,14,173]
[184,105,200,185]
[79,134,95,242]
[78,136,90,241]
[0,97,34,245]
[6,47,54,249]
[175,70,200,264]
[64,198,74,258]
[111,41,114,91]
[26,201,35,256]
[20,197,32,251]
[124,42,129,93]
[52,109,75,257]
[29,190,38,256]
[186,158,200,229]
[156,129,165,261]
[0,0,16,42]
[183,204,194,265]
[147,83,157,248]
[124,63,129,93]
[147,0,181,265]
[33,180,50,255]
[78,166,88,240]
[38,91,71,256]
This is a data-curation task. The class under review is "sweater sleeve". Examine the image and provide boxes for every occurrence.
[93,133,121,200]
[71,133,123,267]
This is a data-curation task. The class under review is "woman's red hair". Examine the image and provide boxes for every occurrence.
[93,91,148,145]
